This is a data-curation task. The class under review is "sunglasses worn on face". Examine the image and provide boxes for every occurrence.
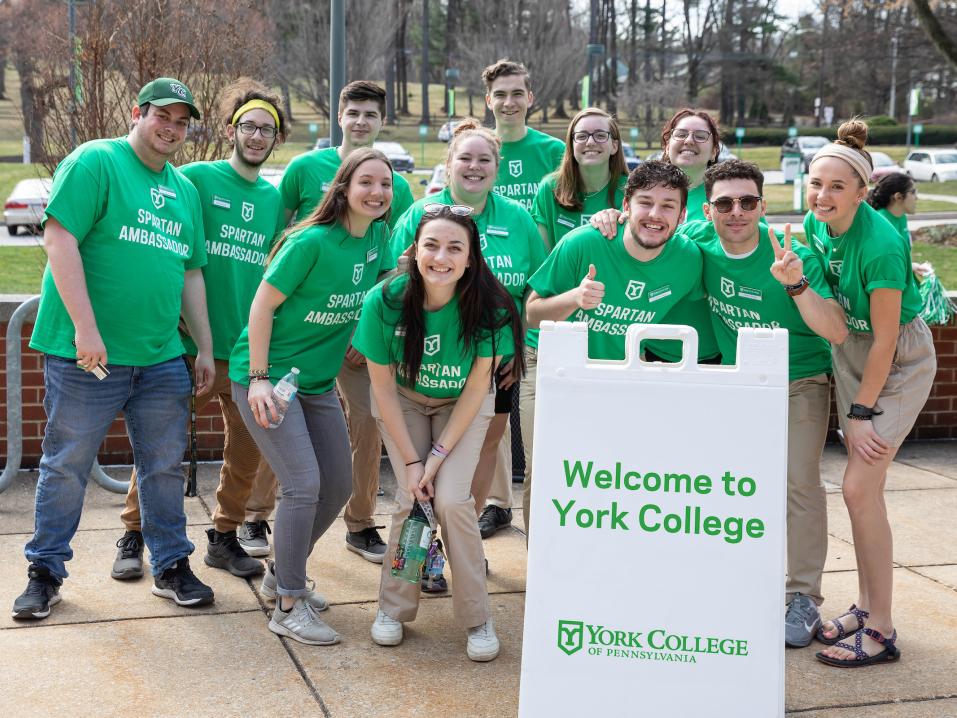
[672,128,712,143]
[423,203,474,217]
[710,195,762,213]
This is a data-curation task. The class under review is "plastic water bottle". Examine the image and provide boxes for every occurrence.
[391,501,433,583]
[268,367,300,429]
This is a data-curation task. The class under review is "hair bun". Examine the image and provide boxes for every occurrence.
[836,119,868,150]
[452,117,483,136]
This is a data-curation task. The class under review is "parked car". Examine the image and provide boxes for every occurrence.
[869,151,904,182]
[313,137,332,150]
[780,135,829,172]
[420,164,446,196]
[374,141,415,173]
[904,149,957,183]
[4,178,51,236]
[438,120,462,142]
[621,144,641,171]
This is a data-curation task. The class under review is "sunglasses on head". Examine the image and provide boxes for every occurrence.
[709,195,762,213]
[423,203,474,217]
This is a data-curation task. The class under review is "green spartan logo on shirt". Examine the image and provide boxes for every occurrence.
[558,620,585,655]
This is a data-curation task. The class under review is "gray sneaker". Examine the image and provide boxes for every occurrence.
[260,559,328,612]
[237,520,271,557]
[269,599,340,645]
[784,593,821,647]
[111,530,145,580]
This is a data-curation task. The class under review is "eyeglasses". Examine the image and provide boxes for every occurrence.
[572,130,613,144]
[709,195,762,213]
[671,128,712,143]
[423,203,474,217]
[235,122,278,139]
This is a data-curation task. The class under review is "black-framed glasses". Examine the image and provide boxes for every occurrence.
[235,122,278,139]
[672,128,712,143]
[424,203,474,217]
[710,195,762,213]
[572,130,613,144]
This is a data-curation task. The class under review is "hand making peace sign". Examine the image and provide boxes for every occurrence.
[768,223,804,287]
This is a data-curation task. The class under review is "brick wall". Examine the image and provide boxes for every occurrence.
[3,297,957,469]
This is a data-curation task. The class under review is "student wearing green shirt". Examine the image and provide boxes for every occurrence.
[691,159,848,648]
[279,81,412,565]
[519,107,628,535]
[480,59,565,536]
[807,121,935,668]
[231,148,396,646]
[483,58,565,211]
[15,78,216,620]
[527,161,700,358]
[113,80,288,583]
[588,108,722,364]
[389,119,546,553]
[357,206,523,662]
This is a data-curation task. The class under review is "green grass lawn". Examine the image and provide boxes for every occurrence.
[0,245,46,294]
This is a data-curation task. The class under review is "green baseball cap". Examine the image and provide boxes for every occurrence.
[136,77,201,119]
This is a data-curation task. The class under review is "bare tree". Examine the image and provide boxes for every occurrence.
[910,0,957,69]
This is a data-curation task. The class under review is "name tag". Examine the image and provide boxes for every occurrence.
[738,286,763,301]
[557,216,576,229]
[321,182,331,192]
[212,196,231,209]
[648,286,672,303]
[367,246,379,263]
[157,185,177,200]
[486,225,509,237]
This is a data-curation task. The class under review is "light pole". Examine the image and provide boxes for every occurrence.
[329,0,345,145]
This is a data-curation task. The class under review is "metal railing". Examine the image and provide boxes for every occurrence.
[1,295,128,494]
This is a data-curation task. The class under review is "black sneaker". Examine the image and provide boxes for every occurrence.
[346,526,388,563]
[478,505,512,539]
[12,564,62,620]
[204,528,265,578]
[152,558,215,607]
[111,529,145,580]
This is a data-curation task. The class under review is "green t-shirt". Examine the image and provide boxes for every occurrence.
[526,172,628,349]
[528,224,705,360]
[352,273,514,399]
[179,161,286,360]
[228,221,395,394]
[804,203,922,333]
[531,173,628,251]
[682,220,833,381]
[31,137,206,366]
[877,207,910,245]
[646,181,719,361]
[493,127,565,211]
[278,146,414,229]
[389,188,546,310]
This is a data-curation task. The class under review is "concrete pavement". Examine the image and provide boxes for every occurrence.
[0,442,955,717]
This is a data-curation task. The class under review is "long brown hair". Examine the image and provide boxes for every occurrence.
[381,208,525,388]
[266,147,392,265]
[553,107,626,212]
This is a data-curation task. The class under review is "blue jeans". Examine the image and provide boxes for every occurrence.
[25,355,194,579]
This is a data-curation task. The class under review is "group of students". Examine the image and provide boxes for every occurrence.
[12,61,935,670]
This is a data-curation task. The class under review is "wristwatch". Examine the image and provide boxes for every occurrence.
[784,275,809,297]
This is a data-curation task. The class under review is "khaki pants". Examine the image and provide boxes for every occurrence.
[518,347,538,535]
[785,373,831,605]
[337,359,384,533]
[484,424,513,510]
[375,387,494,628]
[121,358,277,534]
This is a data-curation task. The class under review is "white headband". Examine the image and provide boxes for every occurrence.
[810,142,872,185]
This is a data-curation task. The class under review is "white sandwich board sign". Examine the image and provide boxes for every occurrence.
[520,322,788,717]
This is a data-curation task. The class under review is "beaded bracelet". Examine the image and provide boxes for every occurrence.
[248,368,270,379]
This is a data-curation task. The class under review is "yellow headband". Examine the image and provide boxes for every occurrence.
[231,100,280,131]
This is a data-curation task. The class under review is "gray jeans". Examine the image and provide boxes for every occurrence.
[233,382,352,597]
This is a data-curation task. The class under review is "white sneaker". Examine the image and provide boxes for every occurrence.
[268,599,340,646]
[260,559,328,612]
[467,617,500,662]
[371,609,404,646]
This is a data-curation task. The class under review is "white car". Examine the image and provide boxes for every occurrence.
[373,141,414,173]
[438,120,462,142]
[904,149,957,182]
[259,167,284,188]
[4,178,51,235]
[419,164,446,196]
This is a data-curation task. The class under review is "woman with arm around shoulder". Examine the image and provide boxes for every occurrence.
[229,148,395,646]
[354,205,524,661]
[805,120,936,668]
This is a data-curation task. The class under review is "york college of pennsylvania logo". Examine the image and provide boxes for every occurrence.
[558,620,584,655]
[509,159,523,178]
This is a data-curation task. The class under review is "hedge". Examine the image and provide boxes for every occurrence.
[720,125,957,146]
